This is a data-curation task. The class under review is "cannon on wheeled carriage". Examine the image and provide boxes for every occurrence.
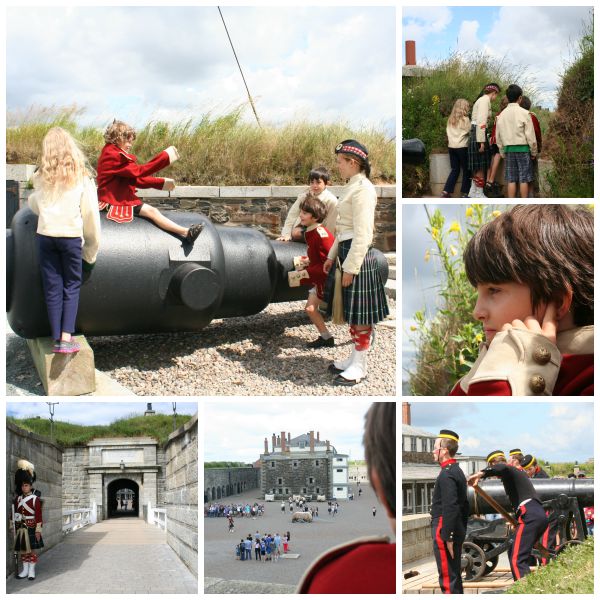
[461,478,594,581]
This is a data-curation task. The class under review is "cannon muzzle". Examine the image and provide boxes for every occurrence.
[402,139,426,165]
[7,208,389,338]
[468,479,594,515]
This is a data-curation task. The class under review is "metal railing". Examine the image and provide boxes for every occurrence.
[147,501,167,531]
[62,502,96,534]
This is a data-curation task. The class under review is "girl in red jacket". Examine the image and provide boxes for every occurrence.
[96,120,203,243]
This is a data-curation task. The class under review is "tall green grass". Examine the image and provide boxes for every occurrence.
[8,413,193,446]
[6,104,396,185]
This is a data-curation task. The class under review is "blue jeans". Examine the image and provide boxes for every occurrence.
[36,234,82,340]
[443,147,471,195]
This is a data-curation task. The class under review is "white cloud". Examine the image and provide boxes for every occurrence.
[7,6,395,131]
[460,436,481,451]
[402,7,452,45]
[456,21,482,53]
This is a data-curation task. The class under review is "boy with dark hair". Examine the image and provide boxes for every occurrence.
[277,166,338,242]
[451,204,593,396]
[287,195,336,348]
[469,451,548,581]
[297,402,395,593]
[495,84,538,198]
[431,430,469,594]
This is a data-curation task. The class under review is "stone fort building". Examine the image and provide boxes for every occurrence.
[260,430,349,500]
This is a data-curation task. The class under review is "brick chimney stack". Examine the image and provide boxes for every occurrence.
[287,432,291,445]
[406,40,416,66]
[326,439,330,452]
[281,431,287,453]
[317,431,320,442]
[264,437,269,454]
[309,430,315,452]
[277,434,281,448]
[402,402,411,425]
[272,433,276,452]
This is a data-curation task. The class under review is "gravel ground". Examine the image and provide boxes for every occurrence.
[204,485,394,587]
[6,300,395,396]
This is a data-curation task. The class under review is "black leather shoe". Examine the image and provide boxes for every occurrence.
[306,336,334,348]
[334,374,365,386]
[328,363,343,374]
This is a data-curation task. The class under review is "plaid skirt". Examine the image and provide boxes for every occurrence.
[504,152,533,183]
[324,240,389,325]
[467,124,491,173]
[14,524,44,553]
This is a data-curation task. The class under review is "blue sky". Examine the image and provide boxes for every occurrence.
[408,401,594,463]
[6,402,198,425]
[402,6,593,109]
[7,6,395,133]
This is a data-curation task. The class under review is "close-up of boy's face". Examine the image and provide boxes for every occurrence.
[309,178,326,195]
[299,209,316,226]
[473,281,542,344]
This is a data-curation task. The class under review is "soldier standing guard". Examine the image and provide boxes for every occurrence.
[12,460,44,580]
[431,429,469,594]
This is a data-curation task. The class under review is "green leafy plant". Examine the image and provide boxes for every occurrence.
[407,204,503,395]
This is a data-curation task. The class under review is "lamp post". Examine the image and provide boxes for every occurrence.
[172,402,177,431]
[47,402,59,441]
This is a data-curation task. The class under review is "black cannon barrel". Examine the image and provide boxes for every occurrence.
[402,138,426,165]
[468,479,594,515]
[7,208,389,338]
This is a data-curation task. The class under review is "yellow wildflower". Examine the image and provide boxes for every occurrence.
[448,221,461,234]
[431,227,439,240]
[465,206,473,217]
[432,94,440,104]
[449,245,457,256]
[410,325,417,332]
[492,210,501,217]
[424,249,431,262]
[475,333,483,343]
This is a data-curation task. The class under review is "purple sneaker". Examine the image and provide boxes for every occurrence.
[56,340,81,354]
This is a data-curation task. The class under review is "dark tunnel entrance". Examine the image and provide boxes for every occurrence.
[107,479,139,518]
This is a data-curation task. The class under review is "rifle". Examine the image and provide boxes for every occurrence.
[473,482,551,560]
[11,503,19,577]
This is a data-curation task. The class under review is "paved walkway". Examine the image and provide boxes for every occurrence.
[7,518,197,594]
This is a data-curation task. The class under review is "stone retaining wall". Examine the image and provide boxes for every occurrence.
[62,447,91,508]
[204,467,261,502]
[7,165,396,252]
[402,513,433,565]
[6,422,63,576]
[164,413,198,578]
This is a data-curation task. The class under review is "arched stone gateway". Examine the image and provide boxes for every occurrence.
[107,478,140,518]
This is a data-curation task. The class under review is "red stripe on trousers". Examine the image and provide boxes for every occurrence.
[540,509,550,565]
[512,504,527,580]
[435,517,451,594]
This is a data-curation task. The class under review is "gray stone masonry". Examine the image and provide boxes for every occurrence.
[402,513,433,564]
[62,447,91,508]
[165,413,198,578]
[261,452,333,499]
[204,467,261,502]
[6,421,63,576]
[10,167,396,252]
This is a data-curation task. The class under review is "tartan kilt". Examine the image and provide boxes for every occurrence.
[324,240,389,325]
[14,524,44,553]
[467,124,491,173]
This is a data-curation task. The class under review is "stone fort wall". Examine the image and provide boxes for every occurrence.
[204,467,261,502]
[8,166,396,253]
[6,422,63,576]
[164,413,198,578]
[261,455,332,499]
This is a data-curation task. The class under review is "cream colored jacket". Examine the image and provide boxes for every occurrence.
[446,116,470,148]
[281,188,338,238]
[327,173,376,275]
[495,103,538,157]
[28,175,101,263]
[471,94,492,143]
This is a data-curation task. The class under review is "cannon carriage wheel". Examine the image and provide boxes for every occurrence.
[480,542,500,575]
[461,541,486,581]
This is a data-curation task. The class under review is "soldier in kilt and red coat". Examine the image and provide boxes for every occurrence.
[12,460,44,580]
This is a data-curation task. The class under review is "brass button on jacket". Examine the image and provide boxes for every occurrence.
[529,375,546,394]
[533,347,551,365]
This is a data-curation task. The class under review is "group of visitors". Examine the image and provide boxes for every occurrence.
[236,531,291,562]
[205,502,265,518]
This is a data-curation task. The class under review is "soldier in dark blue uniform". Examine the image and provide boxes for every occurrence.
[520,454,556,565]
[508,448,524,468]
[468,450,548,581]
[430,429,469,594]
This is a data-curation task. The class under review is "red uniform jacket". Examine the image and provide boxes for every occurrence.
[297,538,395,594]
[450,326,593,396]
[14,493,43,530]
[96,143,170,208]
[530,112,542,154]
[299,224,335,299]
